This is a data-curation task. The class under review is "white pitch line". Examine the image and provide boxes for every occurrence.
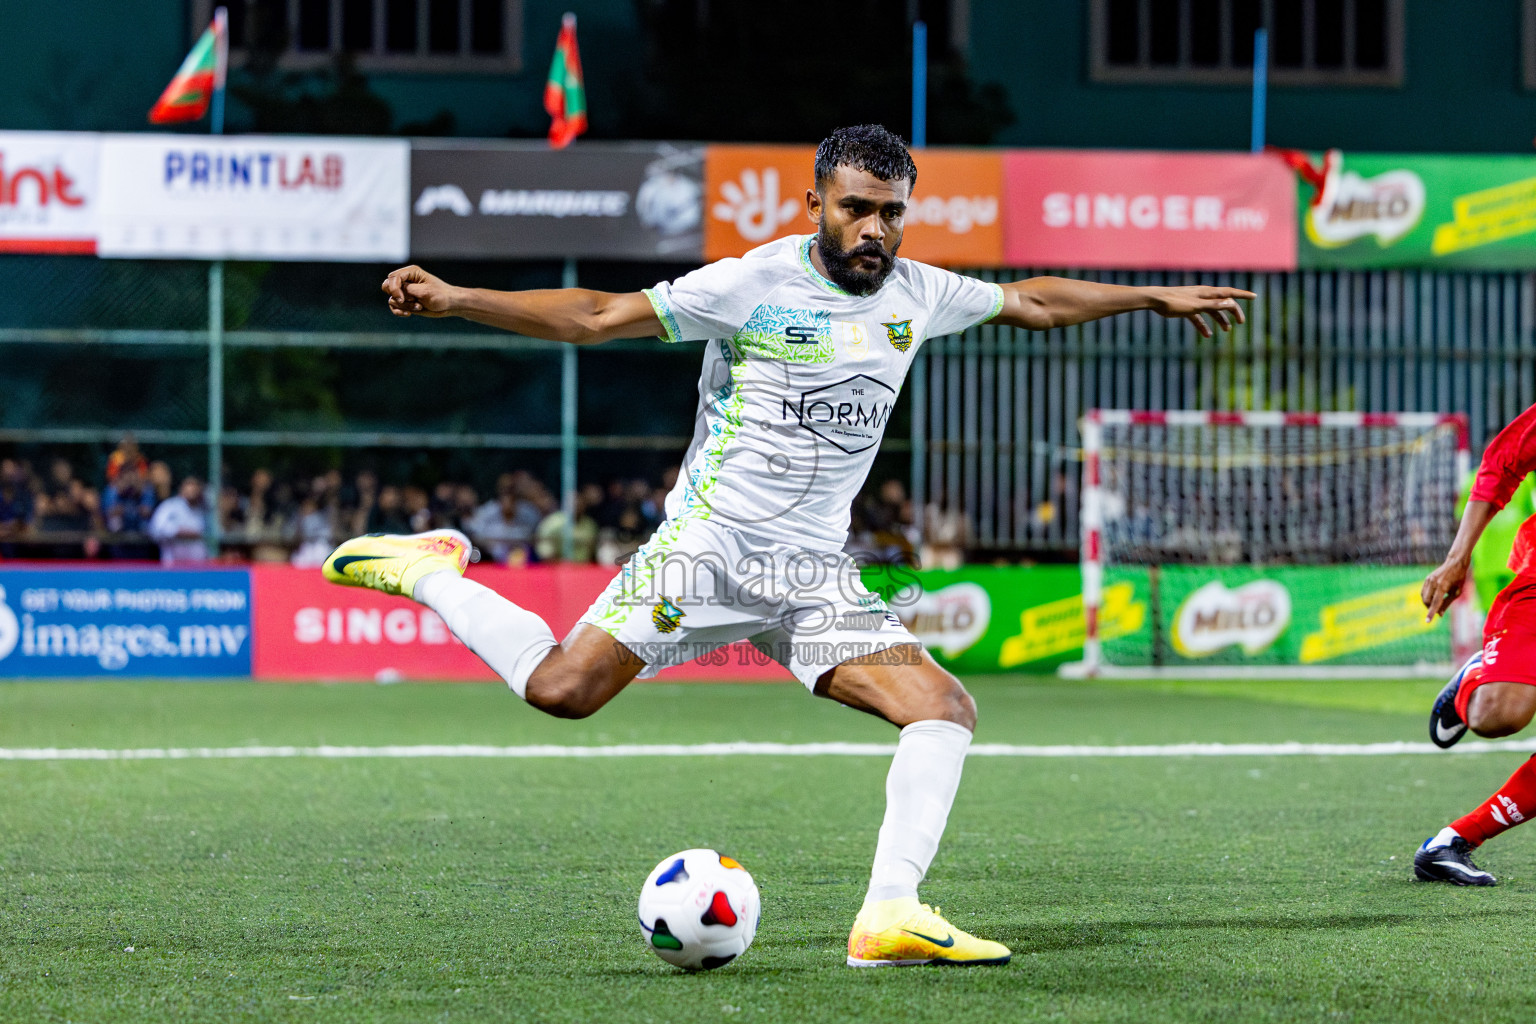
[3,739,1536,761]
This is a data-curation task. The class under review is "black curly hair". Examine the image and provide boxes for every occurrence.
[813,124,918,193]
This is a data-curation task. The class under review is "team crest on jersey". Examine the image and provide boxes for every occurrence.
[883,318,915,352]
[652,597,685,634]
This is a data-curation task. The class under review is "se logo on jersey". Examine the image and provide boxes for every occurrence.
[883,319,915,352]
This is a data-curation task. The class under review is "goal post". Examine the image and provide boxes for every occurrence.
[1073,410,1473,679]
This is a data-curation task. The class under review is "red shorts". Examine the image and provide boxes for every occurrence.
[1481,575,1536,686]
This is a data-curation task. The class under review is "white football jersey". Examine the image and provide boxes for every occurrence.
[644,234,1003,551]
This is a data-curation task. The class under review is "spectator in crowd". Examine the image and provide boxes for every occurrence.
[404,486,433,533]
[148,476,209,565]
[289,495,335,567]
[348,470,379,536]
[0,459,34,548]
[34,478,101,559]
[367,485,413,535]
[535,483,598,563]
[467,479,539,564]
[44,457,76,500]
[148,461,175,503]
[103,466,155,534]
[106,434,149,483]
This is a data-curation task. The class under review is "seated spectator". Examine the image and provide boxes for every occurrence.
[535,483,600,563]
[404,486,433,533]
[0,459,34,541]
[36,480,101,559]
[367,485,414,534]
[348,470,379,536]
[288,496,334,567]
[467,489,535,564]
[103,467,156,535]
[106,434,150,483]
[148,461,175,503]
[148,476,209,565]
[44,456,75,499]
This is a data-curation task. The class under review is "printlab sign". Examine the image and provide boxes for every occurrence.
[0,569,252,677]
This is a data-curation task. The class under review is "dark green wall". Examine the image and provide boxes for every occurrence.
[971,0,1536,153]
[4,1,1535,151]
[0,1,642,139]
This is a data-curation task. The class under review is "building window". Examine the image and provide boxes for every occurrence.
[1091,0,1402,86]
[193,0,522,73]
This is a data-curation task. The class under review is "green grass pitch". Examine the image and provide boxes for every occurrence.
[4,676,1536,1023]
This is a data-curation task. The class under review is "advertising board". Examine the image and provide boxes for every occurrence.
[1002,150,1297,270]
[411,141,703,260]
[703,145,1004,266]
[1281,149,1536,269]
[1101,564,1448,667]
[861,563,1118,673]
[250,565,789,682]
[0,567,251,677]
[95,135,409,261]
[0,131,99,254]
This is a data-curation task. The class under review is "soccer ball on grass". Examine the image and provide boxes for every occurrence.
[637,848,760,970]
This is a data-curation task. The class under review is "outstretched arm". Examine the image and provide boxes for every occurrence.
[989,278,1256,338]
[382,265,662,345]
[1422,501,1498,622]
[1424,402,1536,620]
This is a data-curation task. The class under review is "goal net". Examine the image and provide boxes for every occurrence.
[1073,410,1472,678]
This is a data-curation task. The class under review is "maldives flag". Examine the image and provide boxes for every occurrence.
[149,7,228,124]
[543,13,587,149]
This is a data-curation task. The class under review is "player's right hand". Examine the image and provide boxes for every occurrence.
[382,265,456,318]
[1421,556,1469,622]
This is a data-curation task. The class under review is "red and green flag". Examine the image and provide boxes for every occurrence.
[149,7,228,124]
[543,13,587,149]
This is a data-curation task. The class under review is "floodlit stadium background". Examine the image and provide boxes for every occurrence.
[7,4,1536,1022]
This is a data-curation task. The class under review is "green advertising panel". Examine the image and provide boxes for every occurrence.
[860,564,1151,674]
[1287,150,1536,269]
[1101,564,1450,668]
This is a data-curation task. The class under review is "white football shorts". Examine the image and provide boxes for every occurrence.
[578,516,922,689]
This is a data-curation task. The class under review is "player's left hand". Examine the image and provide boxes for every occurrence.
[1421,555,1470,622]
[1147,286,1256,338]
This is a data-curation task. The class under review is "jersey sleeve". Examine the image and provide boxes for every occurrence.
[911,263,1005,340]
[1471,402,1536,510]
[643,259,758,343]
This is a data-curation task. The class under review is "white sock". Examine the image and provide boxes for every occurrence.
[1426,826,1462,851]
[863,719,972,910]
[413,570,557,699]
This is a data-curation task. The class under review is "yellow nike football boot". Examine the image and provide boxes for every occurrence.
[846,899,1011,967]
[322,529,473,599]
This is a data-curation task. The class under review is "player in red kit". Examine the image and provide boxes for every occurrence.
[1418,401,1536,884]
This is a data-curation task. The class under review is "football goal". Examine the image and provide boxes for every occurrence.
[1069,410,1473,678]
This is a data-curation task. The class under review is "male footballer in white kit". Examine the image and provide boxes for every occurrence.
[326,124,1251,966]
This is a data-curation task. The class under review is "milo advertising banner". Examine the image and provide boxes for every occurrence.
[1101,564,1450,668]
[1280,149,1536,269]
[861,563,1149,673]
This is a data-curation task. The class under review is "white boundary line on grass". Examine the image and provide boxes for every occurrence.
[4,739,1536,761]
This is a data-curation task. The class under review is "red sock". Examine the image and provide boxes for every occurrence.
[1452,755,1536,846]
[1454,662,1489,721]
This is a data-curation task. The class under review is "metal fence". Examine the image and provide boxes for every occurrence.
[6,256,1534,560]
[914,268,1536,556]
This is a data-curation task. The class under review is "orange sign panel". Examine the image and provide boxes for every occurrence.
[703,145,1004,266]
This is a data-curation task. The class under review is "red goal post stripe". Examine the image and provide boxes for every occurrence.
[1085,409,1469,451]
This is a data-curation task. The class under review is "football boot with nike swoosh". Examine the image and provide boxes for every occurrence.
[846,899,1011,967]
[322,529,473,599]
[1429,650,1483,749]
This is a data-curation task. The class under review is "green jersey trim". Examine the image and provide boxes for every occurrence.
[975,282,1006,328]
[644,287,684,344]
[798,236,853,298]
